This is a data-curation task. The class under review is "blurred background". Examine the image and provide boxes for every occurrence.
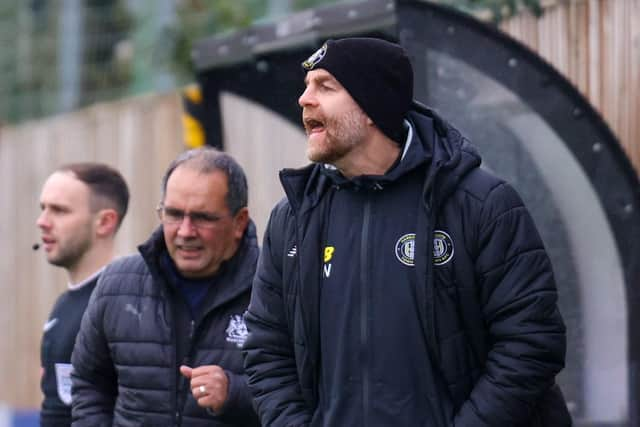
[1,0,342,124]
[0,0,638,426]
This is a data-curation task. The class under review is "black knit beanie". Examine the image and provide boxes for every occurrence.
[302,37,414,142]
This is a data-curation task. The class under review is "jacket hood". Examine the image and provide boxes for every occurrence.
[318,117,429,190]
[279,163,331,216]
[407,101,481,208]
[281,101,482,212]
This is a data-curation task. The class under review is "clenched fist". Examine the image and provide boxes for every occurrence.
[180,364,229,412]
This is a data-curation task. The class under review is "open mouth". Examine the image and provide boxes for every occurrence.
[304,117,325,135]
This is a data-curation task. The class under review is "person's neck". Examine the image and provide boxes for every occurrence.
[336,134,400,179]
[67,243,115,285]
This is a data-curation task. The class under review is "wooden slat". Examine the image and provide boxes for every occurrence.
[221,92,308,241]
[588,0,602,109]
[0,93,183,408]
[631,0,640,168]
[499,0,640,173]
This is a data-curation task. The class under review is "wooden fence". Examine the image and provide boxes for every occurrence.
[500,0,640,172]
[0,0,637,411]
[0,90,307,409]
[0,93,185,407]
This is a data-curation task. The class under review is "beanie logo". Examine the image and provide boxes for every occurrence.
[302,43,327,70]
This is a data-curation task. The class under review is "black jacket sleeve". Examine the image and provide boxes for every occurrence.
[243,204,313,426]
[212,369,260,426]
[454,183,567,426]
[70,276,117,426]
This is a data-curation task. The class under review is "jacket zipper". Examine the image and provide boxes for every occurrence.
[176,318,197,426]
[170,298,181,426]
[360,198,371,425]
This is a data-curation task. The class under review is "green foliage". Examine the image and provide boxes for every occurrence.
[0,0,132,124]
[167,0,542,77]
[0,0,544,124]
[82,0,133,104]
[0,0,58,122]
[168,0,342,78]
[168,0,266,79]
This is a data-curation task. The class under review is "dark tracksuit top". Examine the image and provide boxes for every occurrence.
[316,134,438,426]
[41,274,99,426]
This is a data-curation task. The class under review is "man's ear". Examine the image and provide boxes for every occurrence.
[232,207,250,240]
[95,209,119,237]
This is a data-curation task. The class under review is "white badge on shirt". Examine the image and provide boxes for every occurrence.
[55,363,73,405]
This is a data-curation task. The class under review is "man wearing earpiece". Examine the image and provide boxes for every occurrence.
[37,162,129,426]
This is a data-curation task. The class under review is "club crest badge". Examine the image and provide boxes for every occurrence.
[55,363,73,405]
[225,314,248,348]
[302,43,327,70]
[395,233,416,266]
[433,230,454,265]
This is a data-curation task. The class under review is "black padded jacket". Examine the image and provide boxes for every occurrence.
[243,104,570,427]
[71,223,260,427]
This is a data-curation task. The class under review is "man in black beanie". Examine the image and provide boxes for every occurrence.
[244,37,570,426]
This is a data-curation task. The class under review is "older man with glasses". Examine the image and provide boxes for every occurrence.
[71,147,260,427]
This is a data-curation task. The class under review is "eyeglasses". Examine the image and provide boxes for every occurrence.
[156,206,229,229]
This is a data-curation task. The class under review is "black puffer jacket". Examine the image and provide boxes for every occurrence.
[71,223,260,427]
[243,104,570,426]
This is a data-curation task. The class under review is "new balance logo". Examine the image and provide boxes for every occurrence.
[323,245,334,278]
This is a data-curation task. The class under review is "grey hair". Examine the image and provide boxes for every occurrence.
[161,147,248,214]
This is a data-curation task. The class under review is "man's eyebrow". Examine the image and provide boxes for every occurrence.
[305,73,336,86]
[40,202,70,211]
[164,206,218,215]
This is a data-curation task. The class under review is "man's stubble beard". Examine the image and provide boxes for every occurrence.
[307,108,368,164]
[47,223,94,271]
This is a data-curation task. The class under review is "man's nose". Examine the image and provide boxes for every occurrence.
[36,211,49,229]
[176,215,198,235]
[298,86,316,108]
